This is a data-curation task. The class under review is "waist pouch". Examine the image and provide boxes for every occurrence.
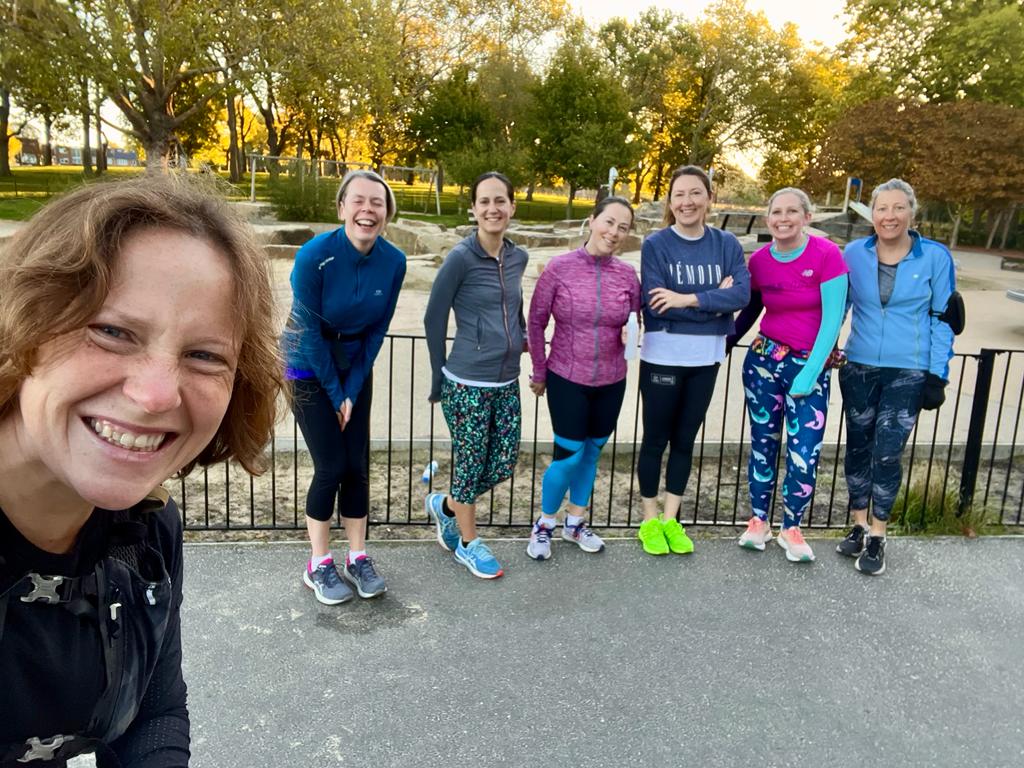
[321,328,361,372]
[751,333,846,369]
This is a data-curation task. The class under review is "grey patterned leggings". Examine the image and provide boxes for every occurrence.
[839,362,926,521]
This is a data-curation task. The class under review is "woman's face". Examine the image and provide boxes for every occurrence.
[587,202,633,257]
[472,177,515,237]
[872,189,914,244]
[339,177,389,253]
[13,227,240,511]
[669,174,710,229]
[767,192,812,248]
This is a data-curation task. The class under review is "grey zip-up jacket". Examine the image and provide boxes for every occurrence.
[424,233,528,401]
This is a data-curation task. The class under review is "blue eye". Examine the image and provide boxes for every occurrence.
[93,324,128,340]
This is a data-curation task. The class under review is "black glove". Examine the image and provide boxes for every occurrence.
[920,373,947,411]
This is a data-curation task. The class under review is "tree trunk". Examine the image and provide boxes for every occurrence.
[435,161,444,196]
[95,94,106,173]
[949,211,963,249]
[226,93,241,182]
[0,86,11,177]
[1000,205,1017,250]
[565,182,576,219]
[42,114,53,166]
[144,129,175,173]
[986,211,1003,250]
[80,79,93,177]
[525,181,535,202]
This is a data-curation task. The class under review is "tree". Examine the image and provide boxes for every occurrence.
[19,0,245,171]
[806,98,1024,247]
[844,0,1024,106]
[524,24,637,215]
[598,8,696,202]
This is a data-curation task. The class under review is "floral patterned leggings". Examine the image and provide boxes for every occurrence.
[441,378,521,504]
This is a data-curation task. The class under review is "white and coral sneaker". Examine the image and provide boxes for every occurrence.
[777,526,815,562]
[738,516,773,551]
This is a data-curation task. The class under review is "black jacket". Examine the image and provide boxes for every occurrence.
[0,491,189,767]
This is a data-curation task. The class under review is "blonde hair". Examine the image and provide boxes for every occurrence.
[0,175,283,475]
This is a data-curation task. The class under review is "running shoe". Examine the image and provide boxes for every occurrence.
[662,518,694,555]
[777,526,815,562]
[425,492,460,551]
[856,536,886,575]
[562,521,605,553]
[527,522,554,561]
[738,516,773,551]
[342,556,387,598]
[836,525,867,557]
[638,518,669,556]
[455,538,504,579]
[302,559,354,605]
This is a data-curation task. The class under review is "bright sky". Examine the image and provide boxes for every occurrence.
[574,0,851,48]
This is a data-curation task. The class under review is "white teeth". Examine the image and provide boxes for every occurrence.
[89,418,166,452]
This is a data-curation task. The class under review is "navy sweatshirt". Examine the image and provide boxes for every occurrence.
[641,226,750,336]
[284,227,406,410]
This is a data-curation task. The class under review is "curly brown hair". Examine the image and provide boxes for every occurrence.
[0,174,283,475]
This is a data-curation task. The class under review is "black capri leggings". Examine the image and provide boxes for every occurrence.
[546,370,626,442]
[637,360,719,498]
[291,375,373,521]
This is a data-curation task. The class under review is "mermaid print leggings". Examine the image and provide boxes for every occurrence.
[742,348,832,529]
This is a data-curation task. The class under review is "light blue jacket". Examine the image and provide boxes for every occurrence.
[844,232,956,379]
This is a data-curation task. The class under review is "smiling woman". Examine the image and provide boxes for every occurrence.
[0,176,282,766]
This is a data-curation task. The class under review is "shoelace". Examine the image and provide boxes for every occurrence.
[316,563,342,588]
[533,525,553,544]
[568,523,595,541]
[864,537,883,558]
[784,527,807,545]
[467,539,496,561]
[353,557,379,581]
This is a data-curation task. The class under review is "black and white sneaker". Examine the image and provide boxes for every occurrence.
[836,525,867,557]
[855,536,886,576]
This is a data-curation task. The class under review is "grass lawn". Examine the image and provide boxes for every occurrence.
[1,166,589,225]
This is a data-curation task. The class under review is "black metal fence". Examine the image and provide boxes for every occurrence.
[176,338,1024,533]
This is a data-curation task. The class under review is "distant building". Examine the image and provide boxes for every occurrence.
[27,144,141,167]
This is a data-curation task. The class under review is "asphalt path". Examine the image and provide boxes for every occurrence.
[182,537,1024,768]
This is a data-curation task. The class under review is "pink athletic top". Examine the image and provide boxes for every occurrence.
[528,247,641,387]
[749,235,848,351]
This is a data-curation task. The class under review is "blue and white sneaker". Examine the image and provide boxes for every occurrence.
[454,538,504,579]
[527,523,554,560]
[342,556,387,598]
[425,492,460,551]
[302,559,354,605]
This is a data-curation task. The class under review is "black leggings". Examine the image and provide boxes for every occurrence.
[291,375,372,521]
[546,370,627,441]
[637,361,719,498]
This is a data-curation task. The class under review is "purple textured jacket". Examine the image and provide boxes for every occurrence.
[528,246,641,387]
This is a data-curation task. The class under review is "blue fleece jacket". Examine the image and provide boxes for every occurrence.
[844,231,955,379]
[284,227,406,410]
[641,226,750,336]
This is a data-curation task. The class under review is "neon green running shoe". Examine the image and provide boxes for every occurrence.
[662,518,694,554]
[638,518,669,556]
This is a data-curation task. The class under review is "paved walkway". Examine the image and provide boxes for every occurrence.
[182,537,1024,767]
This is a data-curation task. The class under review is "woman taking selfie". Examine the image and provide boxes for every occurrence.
[0,176,281,765]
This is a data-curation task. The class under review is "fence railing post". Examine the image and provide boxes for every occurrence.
[249,155,257,202]
[959,348,998,516]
